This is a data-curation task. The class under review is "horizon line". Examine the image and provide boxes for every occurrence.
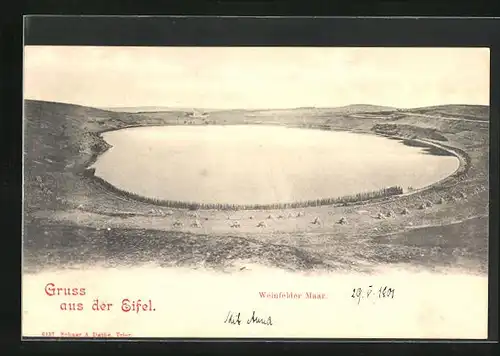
[23,98,491,112]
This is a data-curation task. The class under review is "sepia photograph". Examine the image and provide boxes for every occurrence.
[22,46,490,339]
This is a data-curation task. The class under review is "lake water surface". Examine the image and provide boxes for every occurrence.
[92,125,460,205]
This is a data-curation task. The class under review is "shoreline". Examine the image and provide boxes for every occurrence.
[83,123,468,212]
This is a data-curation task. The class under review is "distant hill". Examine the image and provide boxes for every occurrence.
[29,100,488,119]
[404,104,489,121]
[105,104,398,115]
[407,104,487,112]
[29,99,130,117]
[323,104,397,113]
[103,106,223,113]
[24,100,148,131]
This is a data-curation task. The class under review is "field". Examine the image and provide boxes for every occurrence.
[23,100,490,275]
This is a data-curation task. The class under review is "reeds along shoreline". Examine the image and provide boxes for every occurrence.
[89,175,403,211]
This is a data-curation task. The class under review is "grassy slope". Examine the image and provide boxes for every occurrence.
[24,100,145,212]
[23,100,490,274]
[404,105,490,121]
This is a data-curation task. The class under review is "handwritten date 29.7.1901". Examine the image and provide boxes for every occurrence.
[351,285,395,305]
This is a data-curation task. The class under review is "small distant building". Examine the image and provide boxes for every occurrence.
[187,109,209,119]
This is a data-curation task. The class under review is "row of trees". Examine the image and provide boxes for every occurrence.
[91,175,403,211]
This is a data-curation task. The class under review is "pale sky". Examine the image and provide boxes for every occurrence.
[23,46,490,109]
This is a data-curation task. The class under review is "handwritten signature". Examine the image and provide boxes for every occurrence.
[224,310,273,326]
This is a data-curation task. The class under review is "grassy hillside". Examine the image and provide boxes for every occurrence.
[404,105,489,121]
[23,100,147,211]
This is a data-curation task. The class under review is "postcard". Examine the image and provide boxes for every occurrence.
[22,46,490,339]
